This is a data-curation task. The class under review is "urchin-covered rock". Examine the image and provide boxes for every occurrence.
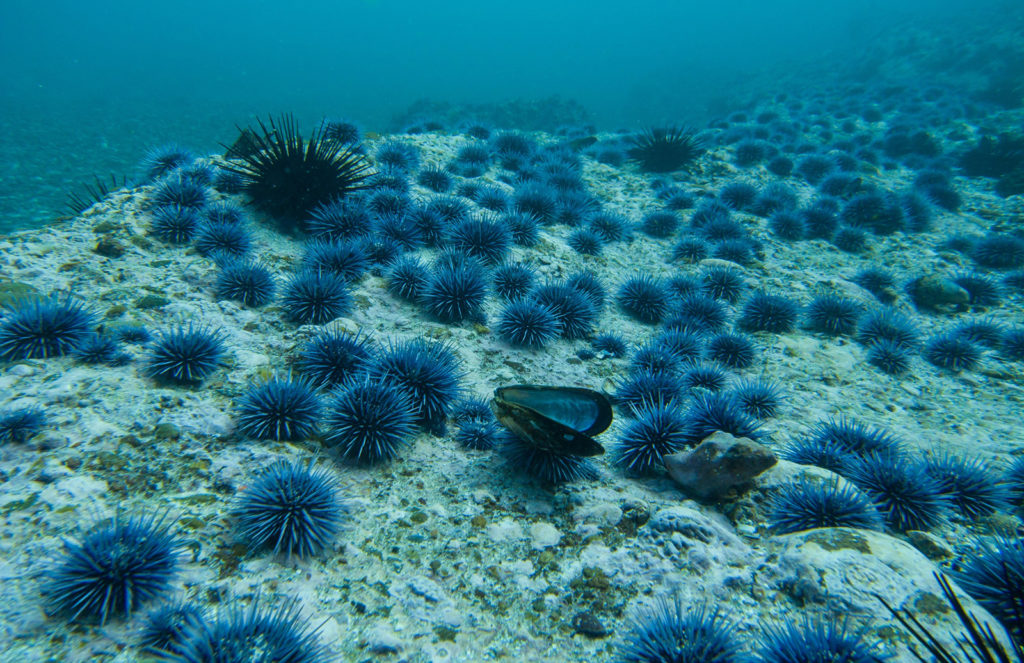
[664,431,777,501]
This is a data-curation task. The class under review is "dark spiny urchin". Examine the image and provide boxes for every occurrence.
[169,599,328,663]
[590,211,630,242]
[841,192,904,235]
[0,296,95,361]
[950,270,1003,307]
[475,185,511,212]
[150,205,200,244]
[628,127,704,173]
[617,274,671,324]
[139,601,204,656]
[456,419,501,451]
[705,332,757,369]
[631,343,683,375]
[146,324,225,385]
[727,379,782,419]
[712,238,756,266]
[500,430,599,483]
[451,396,494,425]
[44,513,182,624]
[565,270,606,309]
[615,369,688,415]
[951,317,1006,349]
[322,378,417,463]
[670,293,729,333]
[769,476,884,534]
[386,255,429,302]
[492,262,536,301]
[496,299,561,349]
[592,333,629,358]
[682,392,762,445]
[1003,327,1024,361]
[804,294,862,336]
[640,210,679,238]
[767,155,794,177]
[282,270,352,325]
[304,197,373,241]
[867,339,912,376]
[212,167,245,194]
[795,154,835,184]
[297,327,373,390]
[234,375,321,441]
[701,265,746,303]
[924,333,981,372]
[420,262,488,324]
[801,203,839,239]
[302,238,369,283]
[514,182,558,224]
[321,117,361,145]
[833,226,869,253]
[780,437,850,475]
[72,333,127,366]
[375,213,423,250]
[567,228,604,255]
[925,453,1010,520]
[682,361,730,392]
[553,191,598,227]
[365,338,462,431]
[671,236,710,263]
[754,617,888,663]
[698,215,746,242]
[149,172,209,211]
[718,181,758,212]
[956,537,1024,643]
[232,460,345,558]
[856,308,920,349]
[532,283,597,339]
[972,233,1024,270]
[215,260,276,308]
[753,182,799,217]
[0,405,45,444]
[654,329,704,363]
[690,200,731,228]
[142,144,195,181]
[447,216,512,266]
[734,139,769,167]
[374,140,420,172]
[617,598,743,663]
[738,292,799,334]
[223,114,372,232]
[194,221,252,259]
[612,400,689,474]
[417,165,453,193]
[807,416,903,460]
[769,210,805,241]
[853,268,896,302]
[504,211,540,246]
[844,452,950,531]
[668,274,702,299]
[491,130,534,160]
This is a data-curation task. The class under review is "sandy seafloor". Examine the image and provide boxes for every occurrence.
[0,125,1023,662]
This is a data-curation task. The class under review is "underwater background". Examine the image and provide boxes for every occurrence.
[2,0,1024,661]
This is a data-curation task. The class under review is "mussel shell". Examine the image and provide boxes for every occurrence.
[491,385,611,456]
[494,386,613,436]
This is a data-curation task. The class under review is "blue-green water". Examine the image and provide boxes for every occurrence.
[0,0,1002,232]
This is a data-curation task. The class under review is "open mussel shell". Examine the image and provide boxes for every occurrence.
[491,385,613,457]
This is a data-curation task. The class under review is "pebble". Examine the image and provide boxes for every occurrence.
[529,522,561,549]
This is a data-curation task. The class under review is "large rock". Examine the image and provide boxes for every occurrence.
[664,431,776,501]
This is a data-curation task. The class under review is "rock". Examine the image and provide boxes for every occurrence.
[364,624,404,655]
[572,611,610,638]
[529,522,561,549]
[664,432,777,501]
[906,275,969,312]
[905,530,953,560]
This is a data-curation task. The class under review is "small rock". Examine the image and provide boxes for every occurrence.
[364,624,404,655]
[93,237,125,258]
[572,611,610,638]
[906,275,969,312]
[664,431,777,501]
[905,530,953,560]
[529,522,561,549]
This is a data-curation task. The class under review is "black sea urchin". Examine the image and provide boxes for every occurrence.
[224,114,372,233]
[628,127,704,173]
